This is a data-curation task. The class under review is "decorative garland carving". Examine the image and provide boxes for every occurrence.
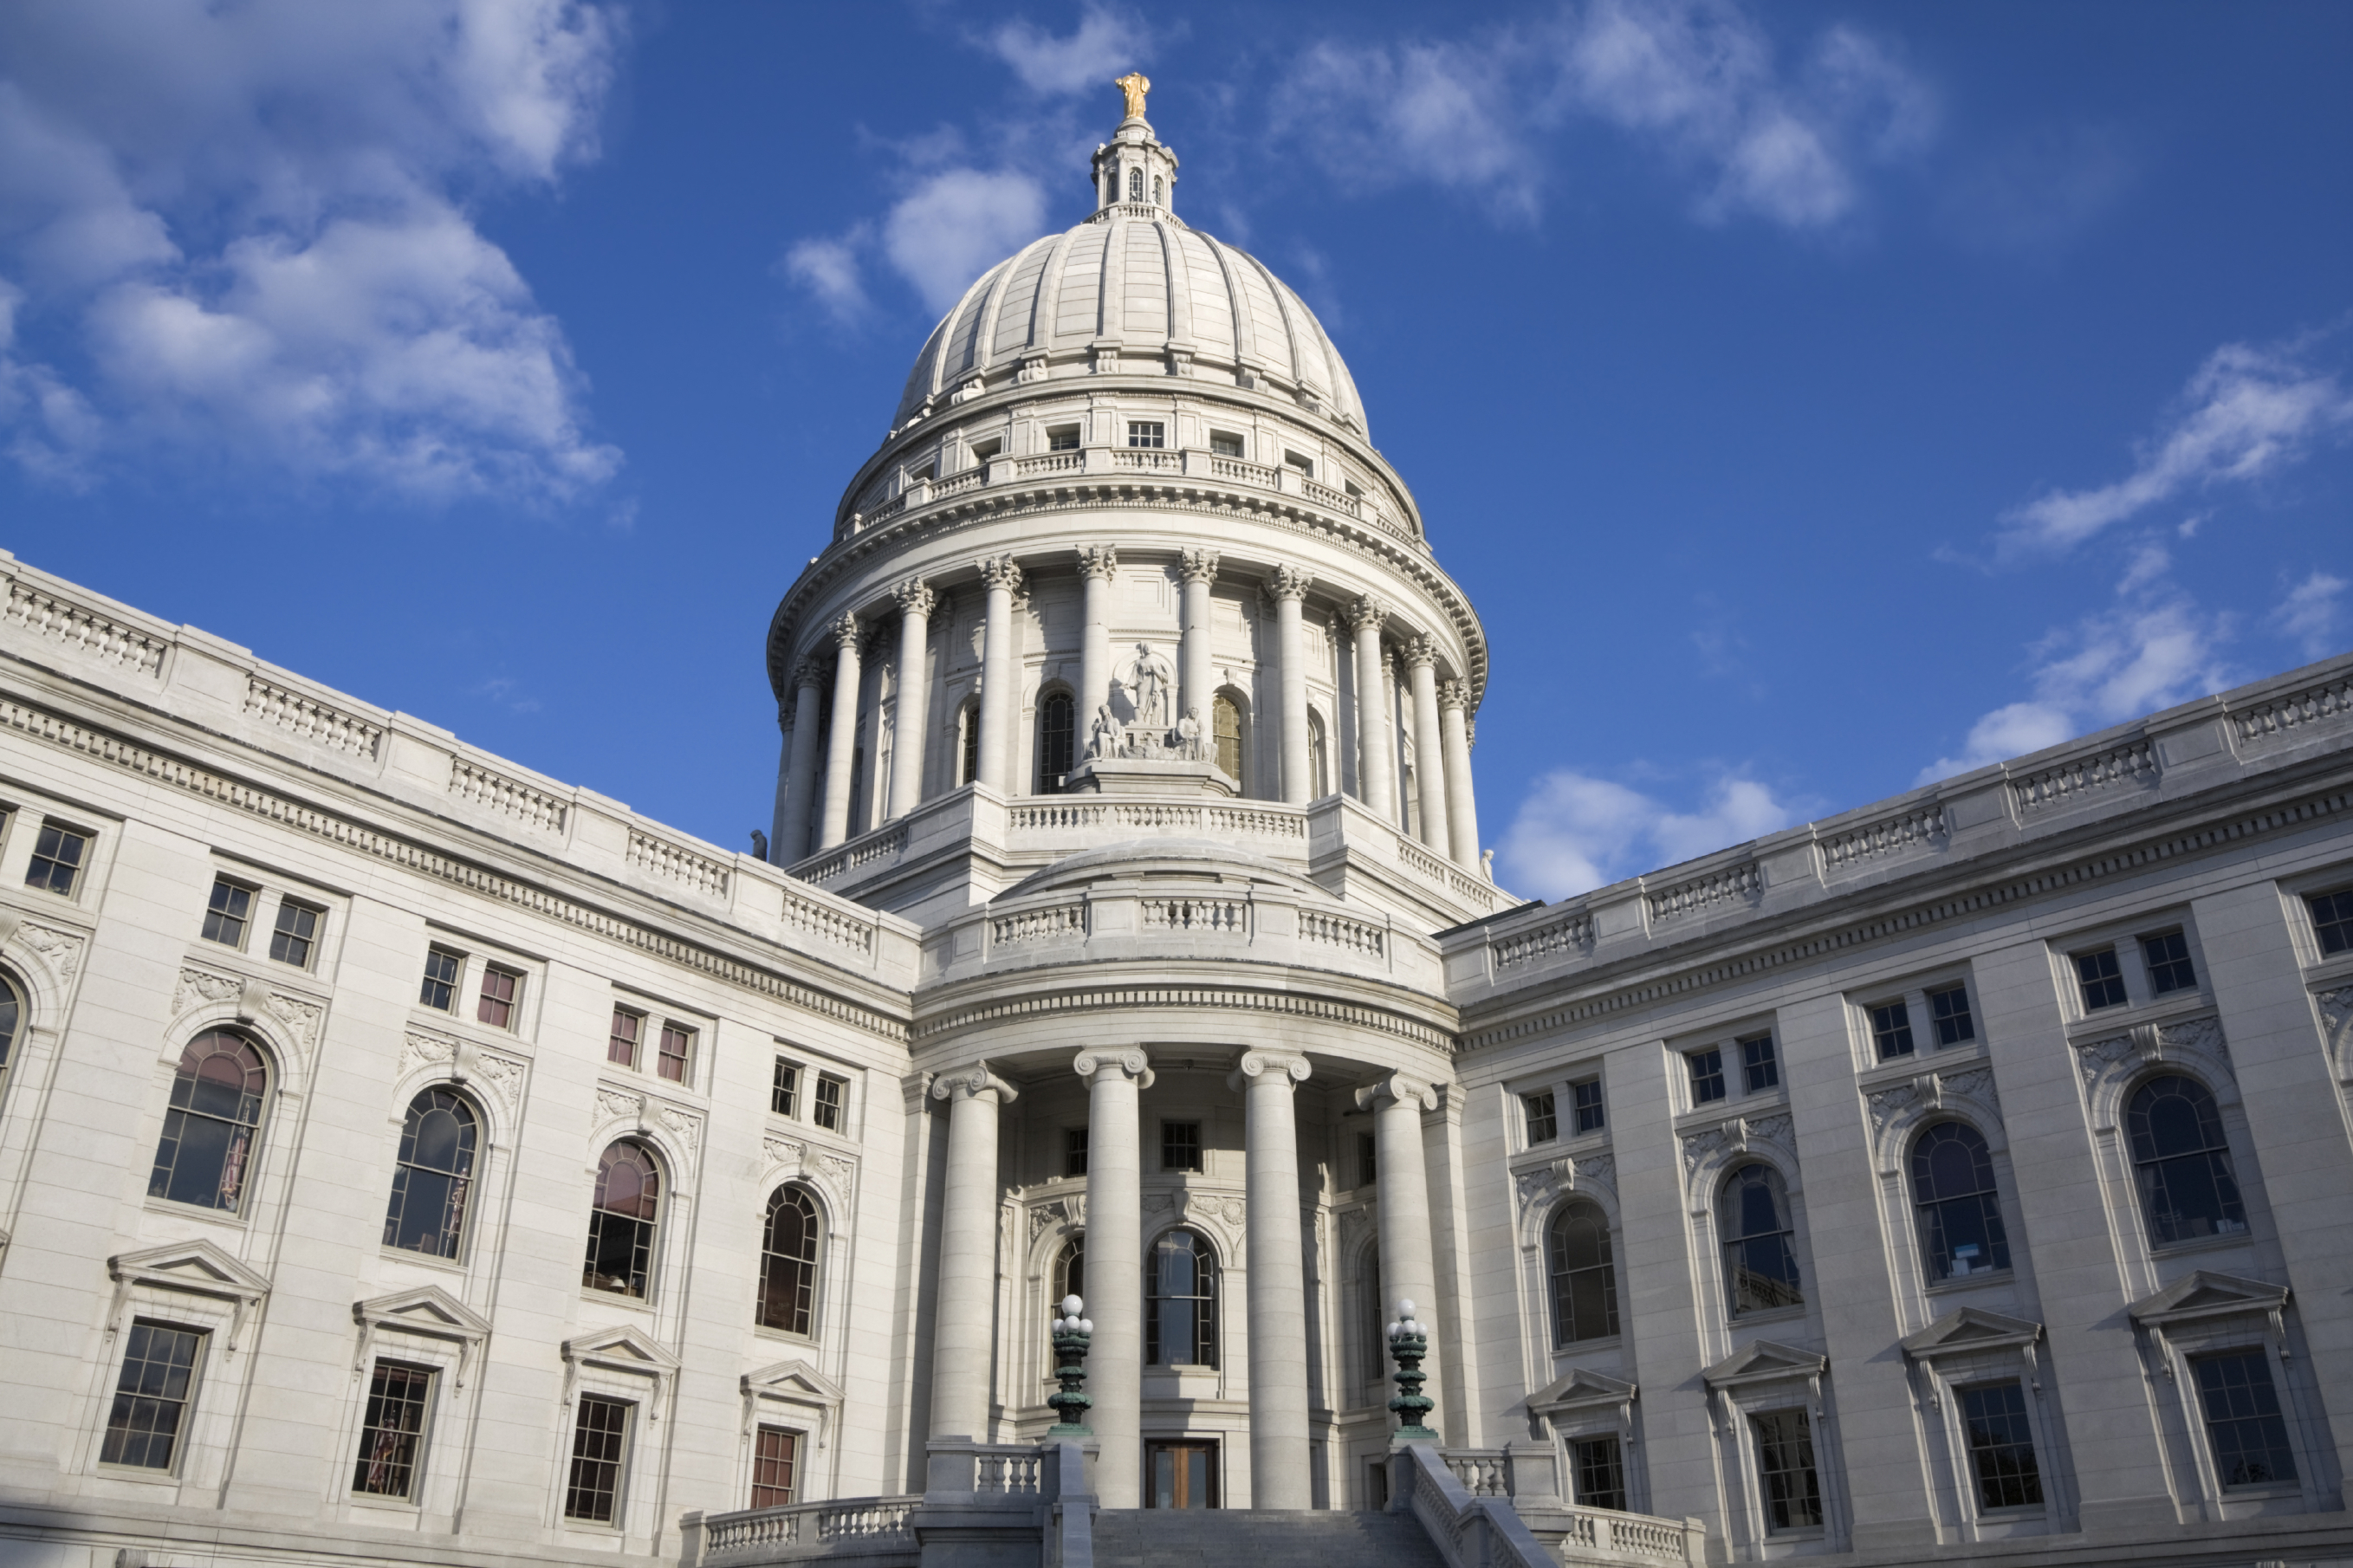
[2074,1014,2231,1131]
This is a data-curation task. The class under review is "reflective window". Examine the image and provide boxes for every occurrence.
[1910,1123,2011,1280]
[1064,1127,1089,1177]
[476,966,521,1029]
[2142,930,2197,994]
[1522,1090,1558,1144]
[1546,1202,1620,1345]
[2310,888,2353,956]
[419,947,462,1012]
[149,1030,269,1213]
[2193,1351,2298,1488]
[751,1426,800,1509]
[771,1057,800,1118]
[814,1073,846,1131]
[1161,1120,1202,1172]
[1959,1382,2043,1511]
[959,701,982,787]
[1126,167,1143,203]
[0,976,20,1093]
[1040,692,1075,791]
[1870,1001,1915,1059]
[1740,1033,1780,1092]
[1751,1409,1823,1532]
[1571,1435,1627,1512]
[1212,694,1243,787]
[657,1024,693,1084]
[1054,1233,1085,1309]
[1147,1229,1218,1366]
[583,1142,660,1298]
[564,1395,631,1522]
[1720,1164,1803,1313]
[269,899,321,967]
[1306,709,1329,798]
[609,1008,643,1069]
[1928,984,1976,1046]
[1572,1079,1605,1135]
[201,877,253,947]
[2126,1075,2247,1245]
[2075,949,2127,1010]
[102,1321,204,1470]
[353,1362,434,1498]
[1688,1047,1727,1105]
[384,1088,479,1258]
[758,1186,821,1336]
[26,822,88,896]
[1125,421,1165,449]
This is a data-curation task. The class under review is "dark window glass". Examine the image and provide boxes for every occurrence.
[1751,1409,1823,1532]
[148,1030,268,1212]
[1870,1002,1915,1059]
[1721,1164,1804,1313]
[2076,949,2128,1010]
[1910,1122,2010,1280]
[1357,1131,1377,1188]
[2193,1351,2298,1487]
[1546,1202,1620,1345]
[1054,1234,1085,1311]
[1047,426,1080,452]
[1126,421,1165,449]
[1283,450,1314,476]
[1212,694,1243,786]
[26,822,88,895]
[0,980,18,1079]
[959,703,982,786]
[1740,1033,1779,1092]
[657,1024,692,1084]
[101,1322,203,1470]
[1523,1091,1558,1144]
[1306,710,1329,798]
[1928,984,1976,1046]
[564,1396,631,1522]
[353,1362,434,1498]
[757,1187,820,1336]
[1571,1435,1627,1511]
[1040,692,1075,790]
[1572,1080,1605,1135]
[1148,1229,1218,1366]
[609,1008,642,1069]
[814,1074,846,1131]
[2310,889,2353,956]
[269,900,320,967]
[1959,1382,2043,1511]
[583,1142,661,1298]
[476,966,520,1028]
[1161,1120,1202,1173]
[1688,1048,1727,1105]
[384,1089,479,1258]
[1209,431,1244,457]
[2126,1075,2247,1244]
[750,1427,800,1509]
[1126,167,1143,203]
[419,948,461,1012]
[1065,1127,1088,1178]
[1359,1244,1384,1383]
[2142,930,2197,994]
[771,1058,800,1118]
[201,878,253,946]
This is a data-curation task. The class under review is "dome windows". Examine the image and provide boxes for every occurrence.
[1127,167,1144,204]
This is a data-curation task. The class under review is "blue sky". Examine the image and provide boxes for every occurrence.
[1,1,2348,901]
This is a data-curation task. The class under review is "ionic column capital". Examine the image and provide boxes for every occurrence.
[1347,594,1389,634]
[891,577,937,618]
[1077,545,1120,581]
[1404,635,1439,671]
[1228,1050,1313,1091]
[1437,677,1470,713]
[1178,548,1221,586]
[1074,1047,1155,1088]
[930,1060,1021,1105]
[981,555,1024,593]
[792,658,828,692]
[829,612,862,650]
[1270,565,1314,602]
[1353,1072,1439,1114]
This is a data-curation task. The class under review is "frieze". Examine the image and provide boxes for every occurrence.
[764,1136,807,1170]
[1681,1113,1794,1195]
[172,964,323,1050]
[595,1086,645,1128]
[654,1103,704,1157]
[2073,1014,2227,1092]
[1029,1196,1084,1241]
[0,911,85,982]
[1864,1067,2001,1172]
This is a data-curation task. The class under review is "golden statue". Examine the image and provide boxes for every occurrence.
[1114,71,1151,120]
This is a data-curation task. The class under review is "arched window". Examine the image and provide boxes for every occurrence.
[1148,1229,1218,1366]
[1212,693,1244,788]
[1039,691,1075,792]
[1054,1233,1085,1307]
[0,975,19,1098]
[1127,167,1144,203]
[1909,1122,2010,1280]
[1546,1202,1621,1345]
[384,1088,480,1258]
[1359,1244,1384,1383]
[1719,1163,1803,1314]
[1153,176,1164,204]
[584,1141,661,1298]
[2127,1075,2247,1244]
[148,1030,269,1213]
[758,1186,821,1335]
[1307,709,1330,799]
[958,700,982,787]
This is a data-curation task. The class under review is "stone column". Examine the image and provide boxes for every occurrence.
[774,658,825,862]
[1405,638,1450,856]
[1349,596,1395,820]
[1231,1048,1313,1509]
[818,614,862,850]
[1178,548,1219,729]
[1438,680,1481,871]
[1076,1048,1153,1508]
[1273,567,1313,805]
[1356,1073,1441,1429]
[1077,546,1118,739]
[886,579,936,820]
[977,556,1021,794]
[928,1062,1020,1442]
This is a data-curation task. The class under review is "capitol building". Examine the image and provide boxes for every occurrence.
[2,81,2351,1568]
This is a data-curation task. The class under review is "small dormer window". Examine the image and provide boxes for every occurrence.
[1284,450,1315,478]
[1128,167,1144,204]
[1153,177,1164,204]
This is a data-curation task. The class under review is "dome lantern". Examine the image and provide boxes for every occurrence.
[1091,72,1177,216]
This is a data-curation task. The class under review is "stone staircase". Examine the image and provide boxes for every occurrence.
[1092,1508,1450,1568]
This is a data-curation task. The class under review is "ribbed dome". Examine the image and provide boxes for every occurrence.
[892,211,1371,438]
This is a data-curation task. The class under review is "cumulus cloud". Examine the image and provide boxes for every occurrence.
[1999,335,2353,558]
[982,3,1148,97]
[781,233,872,325]
[882,172,1050,314]
[2274,570,2348,663]
[0,0,622,500]
[1499,769,1799,900]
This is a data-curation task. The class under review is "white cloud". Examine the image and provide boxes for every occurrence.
[882,171,1049,314]
[2000,336,2353,558]
[983,4,1146,98]
[2274,570,2348,662]
[0,0,622,500]
[1499,769,1799,900]
[782,233,872,325]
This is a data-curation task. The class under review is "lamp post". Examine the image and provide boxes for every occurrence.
[1047,1294,1094,1436]
[1386,1297,1437,1442]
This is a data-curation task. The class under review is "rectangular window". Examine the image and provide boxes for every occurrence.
[1064,1127,1088,1178]
[1570,1435,1628,1512]
[26,822,88,896]
[353,1362,435,1499]
[1161,1120,1202,1173]
[2311,888,2353,956]
[969,437,1002,463]
[2142,930,2198,995]
[1928,984,1977,1046]
[1125,420,1165,449]
[201,877,254,947]
[1740,1033,1780,1092]
[1209,431,1244,457]
[419,947,463,1012]
[657,1024,694,1084]
[476,965,521,1029]
[1750,1409,1824,1532]
[1572,1079,1605,1136]
[2075,948,2128,1010]
[1958,1382,2044,1512]
[610,1008,644,1069]
[1870,1002,1915,1060]
[771,1057,800,1118]
[269,899,321,968]
[1282,450,1314,476]
[1688,1049,1727,1105]
[100,1321,204,1471]
[2193,1350,2299,1488]
[750,1425,801,1509]
[1523,1090,1558,1144]
[1358,1131,1377,1189]
[564,1395,632,1523]
[814,1073,846,1131]
[1046,424,1081,451]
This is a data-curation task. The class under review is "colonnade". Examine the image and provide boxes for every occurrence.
[925,1052,1446,1510]
[770,548,1481,866]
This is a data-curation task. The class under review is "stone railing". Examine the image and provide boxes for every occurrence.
[801,824,909,884]
[1012,450,1084,478]
[1208,454,1278,486]
[1300,476,1361,515]
[1442,1448,1511,1497]
[1302,909,1385,957]
[991,902,1086,946]
[1394,1443,1552,1568]
[2232,671,2353,748]
[1648,861,1760,923]
[629,829,731,899]
[693,1496,919,1564]
[1819,805,1947,872]
[1142,896,1247,933]
[2011,737,2157,814]
[1112,447,1183,472]
[243,676,384,759]
[1494,910,1592,970]
[448,760,568,834]
[973,1446,1041,1493]
[2,574,170,677]
[779,887,878,956]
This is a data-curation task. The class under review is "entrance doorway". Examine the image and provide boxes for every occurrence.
[1146,1441,1219,1508]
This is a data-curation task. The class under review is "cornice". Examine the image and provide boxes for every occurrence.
[911,969,1460,1054]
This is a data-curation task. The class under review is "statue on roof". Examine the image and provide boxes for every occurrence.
[1114,72,1151,120]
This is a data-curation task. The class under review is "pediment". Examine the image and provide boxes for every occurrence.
[1528,1366,1637,1418]
[563,1323,681,1375]
[744,1357,845,1405]
[1902,1307,2043,1360]
[1703,1338,1826,1390]
[109,1238,271,1302]
[354,1284,491,1344]
[2130,1270,2288,1329]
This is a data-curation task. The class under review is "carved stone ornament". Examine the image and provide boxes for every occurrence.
[2312,987,2352,1077]
[981,555,1024,593]
[1864,1066,2001,1173]
[1074,1047,1154,1085]
[1178,548,1221,586]
[1353,1072,1438,1114]
[1185,1191,1248,1229]
[1030,1195,1086,1240]
[1232,1049,1313,1087]
[764,1135,807,1170]
[1346,594,1389,634]
[3,913,87,981]
[1681,1113,1795,1200]
[2073,1015,2230,1122]
[819,1154,856,1202]
[829,612,861,650]
[891,578,936,619]
[655,1102,704,1157]
[172,964,323,1051]
[1515,1153,1617,1223]
[1270,565,1313,602]
[1403,635,1438,671]
[930,1060,1018,1104]
[792,658,826,692]
[1437,678,1469,714]
[1077,545,1119,581]
[595,1086,646,1129]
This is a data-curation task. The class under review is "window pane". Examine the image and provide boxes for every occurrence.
[1162,1121,1202,1172]
[1870,1002,1915,1059]
[1065,1127,1089,1177]
[384,1090,479,1258]
[420,949,461,1011]
[1959,1383,2043,1510]
[1740,1033,1779,1092]
[609,1008,642,1068]
[148,1031,269,1212]
[2310,889,2353,956]
[269,900,320,966]
[1571,1436,1627,1512]
[1572,1080,1605,1134]
[565,1396,631,1522]
[771,1058,799,1117]
[1546,1206,1619,1345]
[201,878,252,946]
[1910,1123,2011,1279]
[658,1025,692,1083]
[2126,1076,2247,1244]
[758,1187,821,1335]
[1751,1409,1823,1532]
[1523,1092,1557,1144]
[1148,1231,1217,1366]
[1688,1049,1726,1104]
[814,1074,845,1131]
[2194,1351,2298,1487]
[1721,1165,1804,1313]
[585,1143,661,1297]
[477,967,518,1028]
[101,1322,204,1470]
[353,1362,434,1498]
[1928,984,1976,1046]
[27,824,88,895]
[751,1427,800,1509]
[2076,949,2127,1010]
[2142,931,2197,994]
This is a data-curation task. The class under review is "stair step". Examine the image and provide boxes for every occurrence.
[1091,1509,1447,1568]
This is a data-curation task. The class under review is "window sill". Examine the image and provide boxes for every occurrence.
[581,1284,655,1308]
[94,1464,183,1485]
[379,1245,467,1274]
[1858,1046,1985,1091]
[1552,1334,1624,1354]
[2064,996,2215,1041]
[348,1492,424,1515]
[141,1195,251,1227]
[2148,1228,2257,1257]
[754,1325,819,1347]
[1925,1267,2016,1293]
[2301,951,2353,988]
[1728,1304,1809,1328]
